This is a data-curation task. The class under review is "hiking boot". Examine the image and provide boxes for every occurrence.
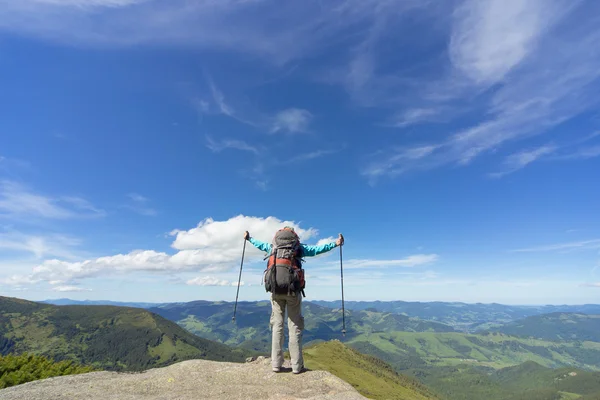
[272,367,281,373]
[292,366,306,375]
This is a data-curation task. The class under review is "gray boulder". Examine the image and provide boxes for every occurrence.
[0,357,366,400]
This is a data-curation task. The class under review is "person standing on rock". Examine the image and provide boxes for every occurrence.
[244,227,343,374]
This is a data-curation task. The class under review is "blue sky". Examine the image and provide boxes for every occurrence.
[1,0,599,305]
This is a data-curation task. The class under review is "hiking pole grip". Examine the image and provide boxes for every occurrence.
[233,237,247,322]
[339,233,346,337]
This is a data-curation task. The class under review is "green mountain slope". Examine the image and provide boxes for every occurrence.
[347,331,600,372]
[494,361,600,395]
[0,296,250,371]
[491,313,600,342]
[408,361,600,400]
[303,340,440,400]
[148,300,454,352]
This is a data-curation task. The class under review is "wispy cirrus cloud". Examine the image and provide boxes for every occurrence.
[207,78,235,117]
[361,145,440,182]
[270,108,313,134]
[363,0,600,182]
[186,276,241,287]
[389,108,441,128]
[123,193,157,216]
[512,239,600,253]
[319,254,439,272]
[288,148,342,163]
[0,180,105,220]
[205,135,261,155]
[553,145,600,161]
[52,285,92,292]
[448,0,563,85]
[6,0,599,185]
[0,231,81,259]
[0,0,423,64]
[489,144,557,178]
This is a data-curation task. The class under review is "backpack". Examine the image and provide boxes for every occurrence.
[263,228,306,297]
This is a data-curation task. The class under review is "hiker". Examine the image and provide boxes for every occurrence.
[244,227,343,374]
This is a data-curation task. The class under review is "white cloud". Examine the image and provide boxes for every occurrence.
[205,135,260,155]
[52,285,92,292]
[122,193,156,216]
[170,215,318,251]
[186,276,242,287]
[513,239,600,253]
[554,145,600,161]
[208,78,235,117]
[582,282,600,288]
[340,254,439,269]
[0,231,81,259]
[62,196,105,215]
[489,144,557,178]
[316,237,337,247]
[361,145,440,181]
[2,215,440,289]
[127,193,148,203]
[270,108,313,134]
[4,215,323,285]
[0,180,105,219]
[449,0,560,85]
[288,149,341,163]
[319,254,439,271]
[0,274,41,286]
[391,108,440,128]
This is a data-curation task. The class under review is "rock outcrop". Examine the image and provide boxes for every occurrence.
[0,357,367,400]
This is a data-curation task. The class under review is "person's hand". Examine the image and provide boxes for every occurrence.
[336,234,344,246]
[244,231,250,240]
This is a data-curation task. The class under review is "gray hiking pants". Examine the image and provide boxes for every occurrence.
[270,292,304,372]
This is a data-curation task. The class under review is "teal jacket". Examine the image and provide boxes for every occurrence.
[248,237,338,257]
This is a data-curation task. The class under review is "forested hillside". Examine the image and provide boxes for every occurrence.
[349,331,600,372]
[490,313,600,342]
[0,353,95,389]
[0,296,250,371]
[408,361,600,400]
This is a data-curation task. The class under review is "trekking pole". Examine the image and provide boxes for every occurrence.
[339,233,346,337]
[232,236,247,322]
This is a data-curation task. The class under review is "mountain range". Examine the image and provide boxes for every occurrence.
[45,298,600,333]
[23,297,600,400]
[311,300,600,332]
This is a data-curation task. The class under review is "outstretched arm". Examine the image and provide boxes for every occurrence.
[244,231,272,253]
[301,242,337,257]
[301,234,344,257]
